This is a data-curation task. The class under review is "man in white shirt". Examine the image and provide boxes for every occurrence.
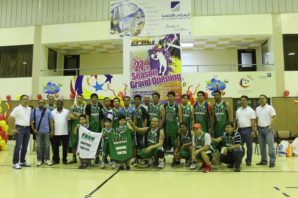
[255,94,276,168]
[9,95,32,169]
[236,95,256,166]
[51,100,70,165]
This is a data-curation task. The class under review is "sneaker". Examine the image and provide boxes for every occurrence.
[131,158,138,166]
[189,163,197,170]
[256,161,267,165]
[63,161,68,165]
[111,162,116,169]
[118,164,125,170]
[203,164,212,173]
[171,160,180,167]
[69,158,77,164]
[125,165,131,170]
[101,162,106,169]
[147,158,153,167]
[36,161,42,166]
[157,159,164,169]
[79,163,87,169]
[46,160,53,166]
[269,163,275,168]
[235,167,241,172]
[20,162,31,167]
[12,163,22,169]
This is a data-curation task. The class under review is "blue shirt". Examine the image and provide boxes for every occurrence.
[30,107,53,133]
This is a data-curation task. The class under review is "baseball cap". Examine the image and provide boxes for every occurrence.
[193,123,201,129]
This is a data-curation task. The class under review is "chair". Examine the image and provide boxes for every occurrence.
[275,130,293,154]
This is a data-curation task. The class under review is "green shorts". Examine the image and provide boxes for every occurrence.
[196,152,213,161]
[138,147,163,159]
[179,149,191,159]
[69,133,78,148]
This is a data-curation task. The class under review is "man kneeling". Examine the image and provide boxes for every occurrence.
[129,117,165,169]
[190,123,216,173]
[213,122,244,172]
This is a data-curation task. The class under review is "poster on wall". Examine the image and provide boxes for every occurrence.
[110,0,191,38]
[128,34,182,101]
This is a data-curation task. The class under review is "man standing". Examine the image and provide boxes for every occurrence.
[164,91,179,150]
[236,95,256,166]
[85,93,103,133]
[148,92,165,129]
[121,96,134,121]
[68,94,85,163]
[102,97,113,120]
[51,100,69,165]
[9,95,31,169]
[211,90,232,138]
[30,99,54,166]
[112,98,121,129]
[178,94,193,133]
[256,94,276,168]
[46,94,56,111]
[193,91,211,133]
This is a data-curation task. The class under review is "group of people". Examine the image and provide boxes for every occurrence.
[9,90,277,173]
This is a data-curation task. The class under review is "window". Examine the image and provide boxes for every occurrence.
[283,34,298,71]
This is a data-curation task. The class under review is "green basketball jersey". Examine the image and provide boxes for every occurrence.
[213,101,229,137]
[69,104,85,131]
[102,107,111,119]
[179,132,192,145]
[146,128,160,146]
[193,132,216,153]
[121,106,134,121]
[89,104,101,132]
[112,108,120,129]
[165,103,178,136]
[108,125,133,162]
[194,101,209,132]
[180,104,192,130]
[149,103,162,121]
[134,105,147,127]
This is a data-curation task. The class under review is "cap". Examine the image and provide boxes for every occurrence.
[193,123,201,129]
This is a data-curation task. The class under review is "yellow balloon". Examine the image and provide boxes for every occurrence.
[1,144,7,151]
[0,139,5,146]
[0,136,2,140]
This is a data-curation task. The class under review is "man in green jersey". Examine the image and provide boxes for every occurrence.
[190,123,216,173]
[120,96,135,121]
[112,98,121,129]
[148,92,165,129]
[164,91,179,150]
[211,90,232,138]
[193,91,211,133]
[172,122,192,166]
[129,117,165,169]
[178,94,193,133]
[68,94,85,164]
[102,97,113,120]
[85,93,104,164]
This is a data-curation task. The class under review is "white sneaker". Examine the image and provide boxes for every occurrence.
[20,162,31,167]
[157,159,164,169]
[12,163,22,169]
[101,162,106,169]
[147,158,153,167]
[36,161,42,166]
[190,163,197,170]
[45,160,52,166]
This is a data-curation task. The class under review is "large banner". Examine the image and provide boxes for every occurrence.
[110,0,191,37]
[128,34,182,101]
[77,126,102,159]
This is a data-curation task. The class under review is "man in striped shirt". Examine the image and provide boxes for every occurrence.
[213,122,244,172]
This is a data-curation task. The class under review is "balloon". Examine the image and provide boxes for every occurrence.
[0,114,4,120]
[284,90,289,97]
[0,144,7,151]
[0,139,5,146]
[5,95,11,101]
[37,94,42,100]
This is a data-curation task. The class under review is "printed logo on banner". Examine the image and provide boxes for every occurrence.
[171,1,180,12]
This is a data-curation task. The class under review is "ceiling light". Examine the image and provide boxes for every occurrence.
[288,52,296,56]
[181,43,194,48]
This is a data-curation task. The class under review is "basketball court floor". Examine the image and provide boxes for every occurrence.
[1,141,298,198]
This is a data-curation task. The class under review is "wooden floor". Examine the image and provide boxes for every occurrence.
[1,141,298,198]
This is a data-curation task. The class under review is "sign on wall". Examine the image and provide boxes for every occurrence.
[110,0,191,37]
[127,34,182,100]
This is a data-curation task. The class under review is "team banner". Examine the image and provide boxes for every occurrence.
[108,130,133,162]
[128,34,182,101]
[77,126,102,159]
[110,0,191,37]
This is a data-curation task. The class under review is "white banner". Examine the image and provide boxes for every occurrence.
[110,0,191,37]
[77,126,102,159]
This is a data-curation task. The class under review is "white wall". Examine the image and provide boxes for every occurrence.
[284,71,298,96]
[80,53,123,75]
[0,26,34,46]
[0,78,32,100]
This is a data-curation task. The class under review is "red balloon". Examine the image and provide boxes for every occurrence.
[284,90,289,97]
[69,93,75,99]
[37,94,42,100]
[0,114,4,120]
[6,95,11,101]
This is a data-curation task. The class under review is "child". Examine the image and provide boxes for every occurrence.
[74,114,90,169]
[101,118,114,169]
